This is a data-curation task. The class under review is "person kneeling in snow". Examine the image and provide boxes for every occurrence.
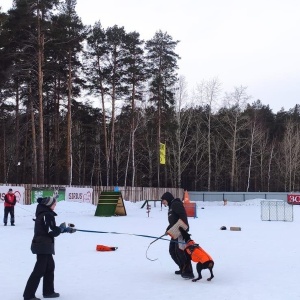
[23,196,76,300]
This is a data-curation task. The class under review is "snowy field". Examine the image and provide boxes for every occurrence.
[1,198,300,300]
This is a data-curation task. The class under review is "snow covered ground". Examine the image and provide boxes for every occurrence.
[1,198,300,300]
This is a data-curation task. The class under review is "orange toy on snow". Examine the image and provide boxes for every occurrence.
[96,245,118,251]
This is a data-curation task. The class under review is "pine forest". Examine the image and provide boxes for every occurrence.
[1,0,300,192]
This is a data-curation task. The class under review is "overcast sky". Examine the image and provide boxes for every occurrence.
[2,0,300,113]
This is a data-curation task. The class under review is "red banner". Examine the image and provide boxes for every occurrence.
[287,194,300,205]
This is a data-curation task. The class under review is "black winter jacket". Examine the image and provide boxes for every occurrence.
[167,198,189,232]
[30,204,61,255]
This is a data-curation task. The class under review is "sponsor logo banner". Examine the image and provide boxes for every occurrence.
[65,187,93,203]
[0,186,25,205]
[287,194,300,205]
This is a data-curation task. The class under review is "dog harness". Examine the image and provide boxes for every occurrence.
[185,240,213,263]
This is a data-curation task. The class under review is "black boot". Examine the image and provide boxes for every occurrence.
[181,272,195,279]
[43,292,60,298]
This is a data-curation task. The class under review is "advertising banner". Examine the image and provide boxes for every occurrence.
[31,188,65,204]
[65,187,93,203]
[0,186,25,205]
[287,194,300,205]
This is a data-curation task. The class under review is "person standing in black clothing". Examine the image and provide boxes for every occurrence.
[23,196,76,300]
[161,191,194,279]
[3,188,17,226]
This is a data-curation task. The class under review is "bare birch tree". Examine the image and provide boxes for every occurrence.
[168,76,195,187]
[281,119,300,191]
[220,86,250,191]
[246,116,265,191]
[195,77,221,190]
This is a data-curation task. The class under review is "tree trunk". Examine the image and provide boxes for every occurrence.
[29,82,38,183]
[67,51,73,185]
[54,76,60,184]
[15,81,20,183]
[37,8,45,184]
[246,124,255,192]
[131,83,136,187]
[157,86,161,187]
[96,56,110,186]
[110,46,117,186]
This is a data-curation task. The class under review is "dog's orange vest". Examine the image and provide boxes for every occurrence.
[185,240,213,263]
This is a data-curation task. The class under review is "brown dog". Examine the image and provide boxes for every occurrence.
[179,227,214,282]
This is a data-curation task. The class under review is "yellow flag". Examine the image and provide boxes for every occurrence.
[160,142,166,164]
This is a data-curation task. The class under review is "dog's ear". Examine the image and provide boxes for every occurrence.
[186,233,192,241]
[179,227,188,237]
[179,227,192,243]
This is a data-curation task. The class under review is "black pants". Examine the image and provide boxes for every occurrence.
[169,239,193,274]
[3,206,15,224]
[23,254,55,300]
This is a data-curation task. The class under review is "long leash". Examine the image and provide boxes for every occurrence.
[146,234,166,261]
[145,234,186,261]
[15,202,36,216]
[75,228,185,261]
[75,228,171,241]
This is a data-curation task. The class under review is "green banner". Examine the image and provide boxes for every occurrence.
[31,188,65,204]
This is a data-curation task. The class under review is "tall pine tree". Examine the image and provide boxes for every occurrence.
[145,30,180,186]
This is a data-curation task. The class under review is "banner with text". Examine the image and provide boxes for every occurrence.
[287,194,300,205]
[65,187,93,203]
[31,188,65,204]
[0,186,25,205]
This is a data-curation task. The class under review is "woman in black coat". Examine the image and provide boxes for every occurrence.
[23,197,75,300]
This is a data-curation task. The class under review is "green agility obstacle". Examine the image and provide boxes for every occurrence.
[94,191,127,217]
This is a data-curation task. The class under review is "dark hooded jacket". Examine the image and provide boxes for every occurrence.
[30,199,61,255]
[161,192,189,232]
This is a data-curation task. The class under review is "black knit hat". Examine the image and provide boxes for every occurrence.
[161,192,174,205]
[38,196,56,207]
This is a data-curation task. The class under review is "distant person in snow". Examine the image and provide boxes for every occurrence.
[23,196,76,300]
[161,191,194,279]
[3,188,16,226]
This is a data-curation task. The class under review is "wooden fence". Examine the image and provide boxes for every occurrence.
[18,184,184,205]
